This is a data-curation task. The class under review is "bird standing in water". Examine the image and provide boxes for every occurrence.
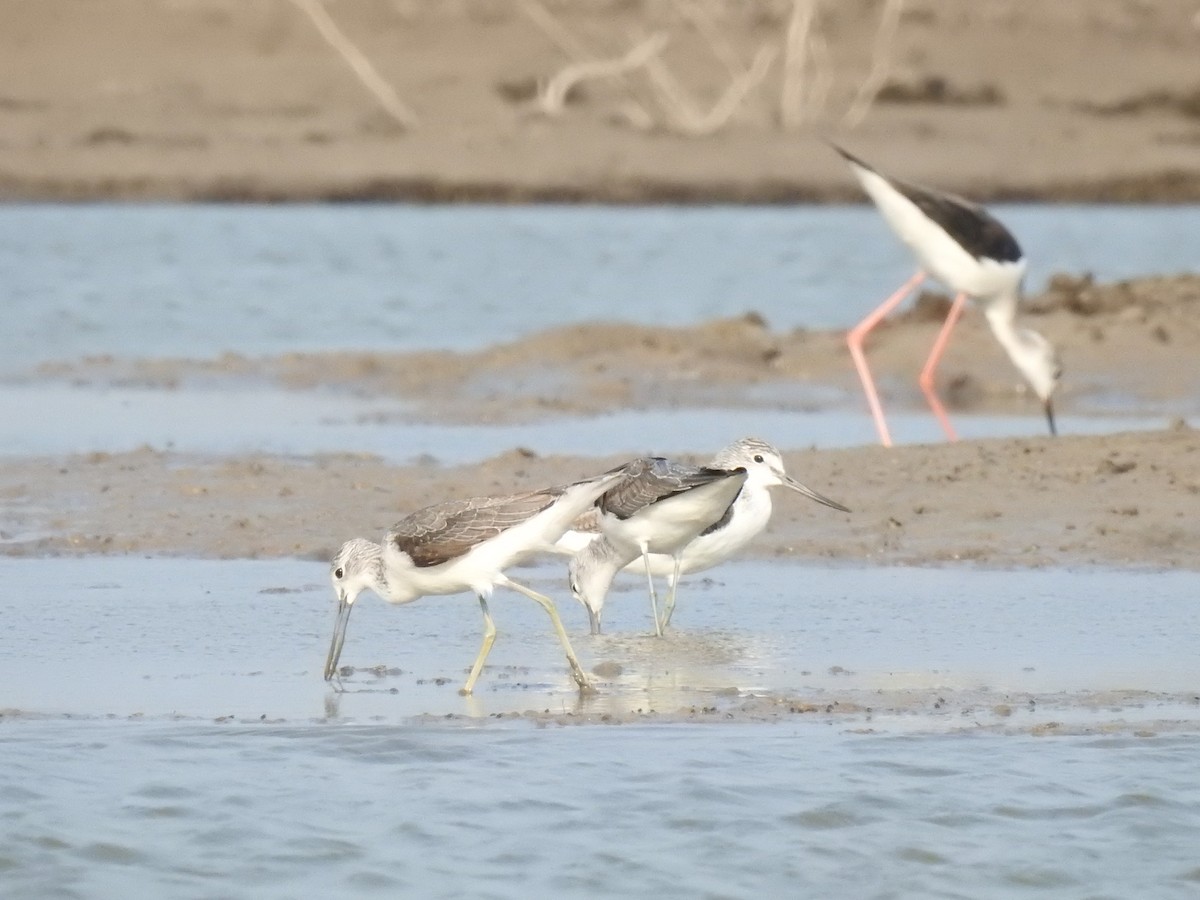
[563,439,848,634]
[325,468,625,694]
[833,143,1061,446]
[565,455,750,637]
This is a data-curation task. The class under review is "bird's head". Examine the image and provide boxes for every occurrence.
[324,538,384,681]
[567,539,622,635]
[1013,328,1063,436]
[715,437,850,512]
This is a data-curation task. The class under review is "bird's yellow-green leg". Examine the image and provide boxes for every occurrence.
[660,553,684,632]
[639,541,664,637]
[461,594,497,695]
[503,577,593,692]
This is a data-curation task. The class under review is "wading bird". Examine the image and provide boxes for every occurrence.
[833,143,1061,446]
[325,469,625,694]
[564,440,848,634]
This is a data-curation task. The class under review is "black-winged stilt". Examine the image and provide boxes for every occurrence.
[833,144,1061,446]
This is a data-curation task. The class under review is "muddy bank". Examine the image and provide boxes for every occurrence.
[4,426,1198,568]
[4,272,1198,567]
[2,0,1199,202]
[32,273,1200,421]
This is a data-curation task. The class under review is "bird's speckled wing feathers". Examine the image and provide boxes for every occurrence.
[568,505,604,535]
[598,457,739,520]
[389,487,563,568]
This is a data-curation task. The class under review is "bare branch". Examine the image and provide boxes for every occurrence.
[779,0,819,131]
[646,43,777,137]
[517,0,657,125]
[672,0,745,82]
[842,0,905,128]
[288,0,417,130]
[807,28,834,117]
[538,33,669,116]
[515,0,592,61]
[642,53,701,128]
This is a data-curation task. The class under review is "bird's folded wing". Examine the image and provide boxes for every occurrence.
[390,489,561,568]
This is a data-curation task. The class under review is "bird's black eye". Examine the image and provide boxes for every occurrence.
[334,567,344,580]
[753,454,764,463]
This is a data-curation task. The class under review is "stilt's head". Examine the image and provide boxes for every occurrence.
[983,297,1063,437]
[1009,328,1062,436]
[713,438,851,512]
[567,538,623,635]
[324,538,385,681]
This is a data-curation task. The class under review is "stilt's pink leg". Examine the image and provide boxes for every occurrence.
[847,270,926,448]
[918,291,968,442]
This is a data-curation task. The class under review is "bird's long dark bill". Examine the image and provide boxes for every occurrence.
[324,596,354,681]
[1045,400,1058,437]
[587,605,603,636]
[784,477,851,513]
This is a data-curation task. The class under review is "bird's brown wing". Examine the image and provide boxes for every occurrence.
[568,505,604,535]
[390,488,563,568]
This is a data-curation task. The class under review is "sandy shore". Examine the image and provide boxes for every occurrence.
[5,273,1198,569]
[5,426,1196,569]
[2,0,1199,202]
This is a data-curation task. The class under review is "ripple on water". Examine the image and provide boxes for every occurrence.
[0,724,1197,898]
[2,556,1200,898]
[785,803,880,830]
[76,842,146,866]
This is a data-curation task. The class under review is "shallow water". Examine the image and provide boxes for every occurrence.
[2,557,1199,898]
[0,382,1169,460]
[4,557,1198,722]
[2,204,1197,370]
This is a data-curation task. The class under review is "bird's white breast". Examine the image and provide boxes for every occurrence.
[602,476,746,556]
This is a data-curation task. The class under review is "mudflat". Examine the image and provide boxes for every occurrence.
[2,0,1198,201]
[6,273,1198,569]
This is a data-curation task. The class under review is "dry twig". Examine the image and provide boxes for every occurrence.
[646,43,777,136]
[843,0,905,128]
[288,0,418,130]
[517,0,657,124]
[516,0,592,60]
[779,0,819,130]
[672,0,745,82]
[538,32,669,116]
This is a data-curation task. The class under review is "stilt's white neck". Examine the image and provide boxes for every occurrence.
[982,290,1023,364]
[980,289,1057,405]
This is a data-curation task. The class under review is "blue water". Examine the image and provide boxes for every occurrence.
[4,557,1198,719]
[1,557,1199,898]
[0,382,1167,460]
[2,720,1197,899]
[1,204,1197,370]
[3,204,1198,897]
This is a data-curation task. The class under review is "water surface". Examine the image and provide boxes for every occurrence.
[3,720,1197,899]
[1,558,1198,898]
[3,557,1195,721]
[2,204,1196,370]
[0,382,1167,460]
